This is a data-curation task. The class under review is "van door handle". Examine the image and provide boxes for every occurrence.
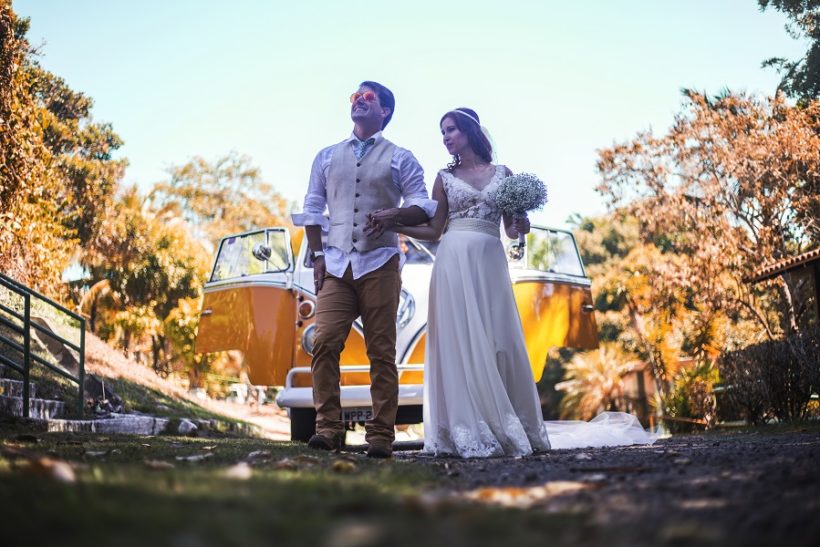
[201,308,213,316]
[581,304,594,313]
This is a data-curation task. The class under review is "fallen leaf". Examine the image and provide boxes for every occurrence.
[223,462,253,480]
[331,459,356,474]
[27,457,76,483]
[403,492,456,515]
[246,450,271,460]
[202,445,217,451]
[144,459,175,470]
[175,453,213,463]
[273,458,298,470]
[464,481,596,509]
[324,521,383,547]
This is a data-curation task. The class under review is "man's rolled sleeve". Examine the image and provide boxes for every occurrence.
[395,149,438,219]
[291,150,330,231]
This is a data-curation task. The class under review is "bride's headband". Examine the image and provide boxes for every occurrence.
[451,108,481,126]
[449,109,497,161]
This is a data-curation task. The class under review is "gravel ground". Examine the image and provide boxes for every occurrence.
[392,428,820,547]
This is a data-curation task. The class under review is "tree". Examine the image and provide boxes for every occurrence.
[597,90,820,340]
[759,0,820,101]
[0,5,125,296]
[82,186,211,379]
[1,7,65,291]
[147,153,291,248]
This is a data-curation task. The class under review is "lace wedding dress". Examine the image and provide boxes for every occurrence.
[423,165,657,458]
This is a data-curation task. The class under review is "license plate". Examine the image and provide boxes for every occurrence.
[342,407,373,422]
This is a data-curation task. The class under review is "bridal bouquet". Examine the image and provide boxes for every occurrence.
[493,173,548,248]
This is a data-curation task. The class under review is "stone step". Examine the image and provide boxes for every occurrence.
[0,378,37,399]
[47,414,170,435]
[45,414,263,437]
[0,394,64,420]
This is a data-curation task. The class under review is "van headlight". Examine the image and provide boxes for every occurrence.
[397,289,415,328]
[301,324,318,356]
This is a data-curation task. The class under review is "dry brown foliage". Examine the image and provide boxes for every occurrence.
[597,91,820,340]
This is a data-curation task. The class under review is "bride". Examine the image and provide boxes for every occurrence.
[367,107,656,457]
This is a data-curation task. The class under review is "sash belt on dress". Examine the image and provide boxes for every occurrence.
[446,218,501,239]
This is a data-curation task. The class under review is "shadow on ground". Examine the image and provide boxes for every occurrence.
[0,418,818,547]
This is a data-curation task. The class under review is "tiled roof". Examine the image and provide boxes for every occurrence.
[747,248,820,284]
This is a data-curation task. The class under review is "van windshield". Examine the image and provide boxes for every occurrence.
[506,228,585,277]
[211,230,290,282]
[409,228,584,277]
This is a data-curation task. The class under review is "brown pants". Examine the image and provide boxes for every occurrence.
[312,255,401,444]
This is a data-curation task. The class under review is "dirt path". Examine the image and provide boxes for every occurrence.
[394,428,820,546]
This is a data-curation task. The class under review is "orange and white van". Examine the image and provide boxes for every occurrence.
[195,226,597,441]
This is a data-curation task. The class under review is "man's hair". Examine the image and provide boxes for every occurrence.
[360,80,395,129]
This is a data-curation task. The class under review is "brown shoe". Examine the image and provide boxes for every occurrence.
[366,440,393,459]
[307,433,343,451]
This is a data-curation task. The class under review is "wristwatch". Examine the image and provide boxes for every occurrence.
[311,250,325,260]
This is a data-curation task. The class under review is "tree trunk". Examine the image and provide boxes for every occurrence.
[778,274,801,335]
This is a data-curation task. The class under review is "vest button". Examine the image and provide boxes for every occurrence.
[352,238,358,243]
[355,193,360,197]
[353,223,358,227]
[356,178,360,182]
[356,163,361,167]
[354,209,359,213]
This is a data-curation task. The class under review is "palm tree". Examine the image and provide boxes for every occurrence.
[556,344,640,420]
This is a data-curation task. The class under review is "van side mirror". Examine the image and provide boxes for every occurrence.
[252,244,272,262]
[507,242,525,261]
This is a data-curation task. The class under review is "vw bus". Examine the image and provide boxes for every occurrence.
[195,226,598,441]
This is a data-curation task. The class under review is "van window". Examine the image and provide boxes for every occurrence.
[211,230,291,282]
[506,228,585,277]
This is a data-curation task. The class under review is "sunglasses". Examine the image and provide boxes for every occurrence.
[350,91,377,104]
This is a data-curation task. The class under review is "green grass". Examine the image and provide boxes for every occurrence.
[100,376,246,424]
[0,422,591,547]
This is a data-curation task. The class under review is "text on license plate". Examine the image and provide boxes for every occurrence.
[343,407,373,422]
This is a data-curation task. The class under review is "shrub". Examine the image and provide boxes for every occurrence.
[719,327,819,424]
[661,361,719,433]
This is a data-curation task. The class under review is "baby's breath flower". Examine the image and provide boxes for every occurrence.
[492,173,548,215]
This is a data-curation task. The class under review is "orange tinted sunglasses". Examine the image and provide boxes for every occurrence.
[350,90,377,103]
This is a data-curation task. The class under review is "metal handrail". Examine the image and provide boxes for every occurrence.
[0,273,83,322]
[0,276,30,417]
[0,300,82,353]
[0,273,84,417]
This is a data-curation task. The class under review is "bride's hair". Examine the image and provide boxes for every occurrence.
[440,107,493,172]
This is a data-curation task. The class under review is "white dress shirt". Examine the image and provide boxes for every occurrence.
[292,132,437,279]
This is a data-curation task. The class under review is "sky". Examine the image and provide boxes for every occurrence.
[13,0,807,229]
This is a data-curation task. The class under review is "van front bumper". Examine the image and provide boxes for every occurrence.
[275,365,424,409]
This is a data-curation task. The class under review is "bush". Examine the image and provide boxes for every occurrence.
[719,327,820,424]
[662,361,719,433]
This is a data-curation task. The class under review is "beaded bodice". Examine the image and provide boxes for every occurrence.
[440,165,505,225]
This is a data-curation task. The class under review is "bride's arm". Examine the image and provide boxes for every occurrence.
[390,174,449,241]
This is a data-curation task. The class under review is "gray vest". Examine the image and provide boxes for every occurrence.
[326,138,400,252]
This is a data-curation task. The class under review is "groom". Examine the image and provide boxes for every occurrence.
[291,81,436,458]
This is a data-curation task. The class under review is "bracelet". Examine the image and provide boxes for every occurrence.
[312,250,325,258]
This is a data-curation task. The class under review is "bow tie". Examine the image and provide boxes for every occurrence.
[355,137,376,160]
